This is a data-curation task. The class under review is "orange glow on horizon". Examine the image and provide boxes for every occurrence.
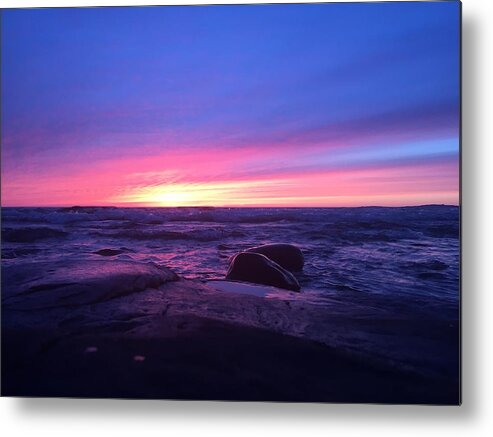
[110,179,293,207]
[2,140,459,208]
[108,163,459,208]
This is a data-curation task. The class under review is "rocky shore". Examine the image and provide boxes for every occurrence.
[2,258,459,403]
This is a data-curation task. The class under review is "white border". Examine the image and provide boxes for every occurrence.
[2,0,493,436]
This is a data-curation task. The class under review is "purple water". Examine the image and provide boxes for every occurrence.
[1,204,460,388]
[2,205,459,304]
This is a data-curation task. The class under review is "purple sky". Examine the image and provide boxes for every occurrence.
[1,3,460,207]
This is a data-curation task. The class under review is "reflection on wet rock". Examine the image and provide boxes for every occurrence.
[246,243,304,272]
[226,252,300,292]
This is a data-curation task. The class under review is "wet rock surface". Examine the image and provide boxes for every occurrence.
[226,252,300,291]
[1,260,178,310]
[1,259,459,403]
[246,243,304,272]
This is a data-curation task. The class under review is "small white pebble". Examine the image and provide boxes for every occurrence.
[85,346,98,353]
[133,355,146,362]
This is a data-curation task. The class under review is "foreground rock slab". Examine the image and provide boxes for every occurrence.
[1,260,178,310]
[1,259,459,403]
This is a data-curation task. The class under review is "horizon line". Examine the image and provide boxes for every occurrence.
[0,203,460,209]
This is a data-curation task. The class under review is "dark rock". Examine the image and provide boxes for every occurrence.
[246,244,304,272]
[94,248,125,257]
[226,252,300,292]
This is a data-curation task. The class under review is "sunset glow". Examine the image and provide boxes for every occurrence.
[1,3,460,207]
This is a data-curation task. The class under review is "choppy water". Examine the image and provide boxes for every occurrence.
[1,205,459,305]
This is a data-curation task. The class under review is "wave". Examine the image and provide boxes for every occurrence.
[92,227,246,242]
[2,205,460,227]
[2,227,68,243]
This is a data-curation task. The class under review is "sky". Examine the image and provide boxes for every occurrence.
[1,2,460,207]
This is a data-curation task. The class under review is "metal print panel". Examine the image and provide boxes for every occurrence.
[0,1,461,404]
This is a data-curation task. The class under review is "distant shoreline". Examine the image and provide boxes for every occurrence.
[1,204,460,209]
